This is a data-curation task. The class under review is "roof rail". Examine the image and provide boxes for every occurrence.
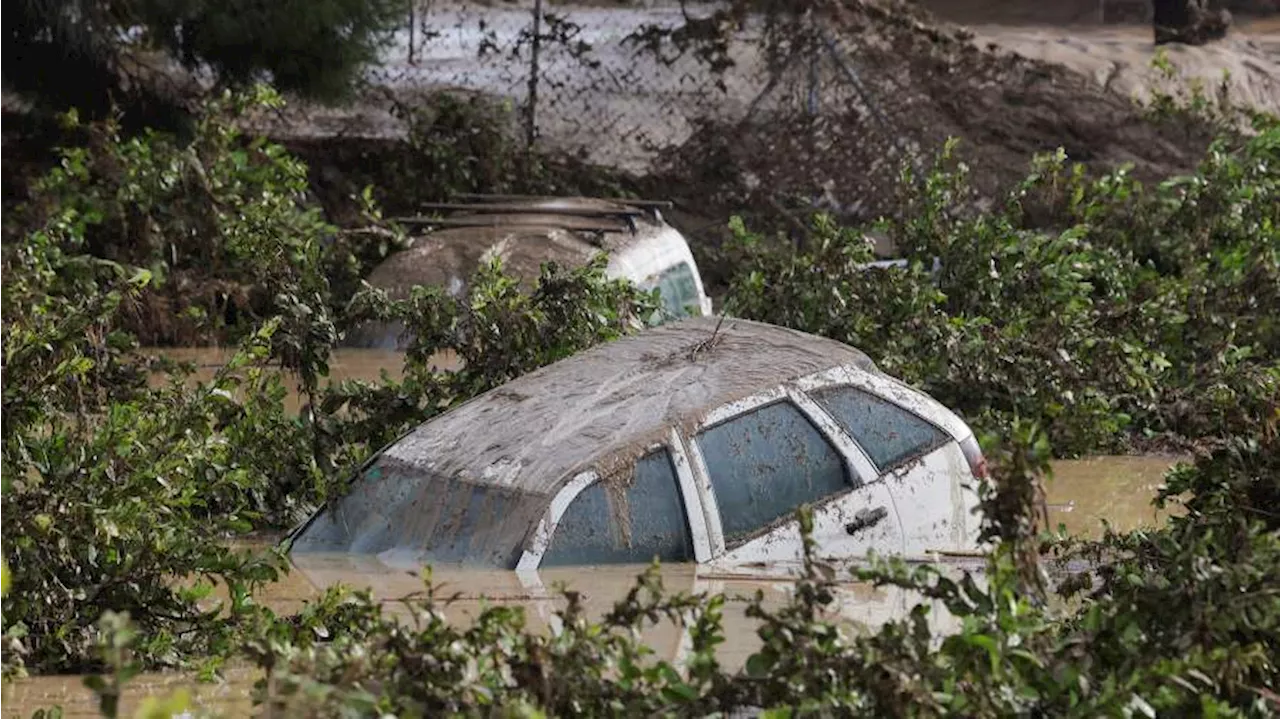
[405,202,647,218]
[391,216,630,233]
[455,193,674,210]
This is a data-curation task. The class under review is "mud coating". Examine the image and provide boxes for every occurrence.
[541,450,694,566]
[696,400,851,546]
[290,455,544,568]
[292,316,880,564]
[810,385,949,471]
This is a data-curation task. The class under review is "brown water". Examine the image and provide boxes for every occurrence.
[6,346,1187,715]
[1044,455,1187,538]
[143,347,463,414]
[3,454,1184,718]
[1,559,978,717]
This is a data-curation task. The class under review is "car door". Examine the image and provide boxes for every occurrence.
[807,383,976,555]
[684,388,904,569]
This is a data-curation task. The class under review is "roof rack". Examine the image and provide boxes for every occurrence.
[455,193,674,210]
[389,194,678,241]
[391,216,630,233]
[404,202,647,218]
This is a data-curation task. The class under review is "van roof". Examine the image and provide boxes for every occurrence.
[368,197,679,300]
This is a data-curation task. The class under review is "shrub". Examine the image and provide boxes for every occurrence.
[1,91,657,675]
[722,117,1280,455]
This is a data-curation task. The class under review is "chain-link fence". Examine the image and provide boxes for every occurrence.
[370,1,761,174]
[353,0,1214,222]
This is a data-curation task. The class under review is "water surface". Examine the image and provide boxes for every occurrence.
[8,345,1188,715]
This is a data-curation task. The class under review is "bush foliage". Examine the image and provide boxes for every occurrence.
[721,121,1279,455]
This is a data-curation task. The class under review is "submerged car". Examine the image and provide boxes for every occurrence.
[290,317,987,570]
[345,195,714,350]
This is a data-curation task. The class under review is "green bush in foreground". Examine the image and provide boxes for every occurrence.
[57,425,1280,717]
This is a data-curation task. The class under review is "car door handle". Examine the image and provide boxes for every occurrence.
[845,506,889,535]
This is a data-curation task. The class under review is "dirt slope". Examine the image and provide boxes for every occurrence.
[969,22,1280,116]
[655,0,1223,229]
[913,0,1280,24]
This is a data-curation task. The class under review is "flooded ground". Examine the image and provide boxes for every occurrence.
[1,557,979,717]
[16,350,1189,715]
[3,445,1185,717]
[3,668,259,718]
[1045,455,1187,538]
[143,346,461,415]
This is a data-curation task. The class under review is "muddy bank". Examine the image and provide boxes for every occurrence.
[968,22,1280,116]
[645,11,1261,237]
[912,0,1280,24]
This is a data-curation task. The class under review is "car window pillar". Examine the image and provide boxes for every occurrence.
[517,470,598,571]
[784,385,880,486]
[668,428,714,563]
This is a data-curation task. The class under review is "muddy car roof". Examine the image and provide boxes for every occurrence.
[368,198,670,300]
[291,317,880,565]
[378,316,876,497]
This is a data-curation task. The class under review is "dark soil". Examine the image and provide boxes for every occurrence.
[1,109,74,218]
[643,0,1216,252]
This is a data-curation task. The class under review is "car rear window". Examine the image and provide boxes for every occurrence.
[541,449,695,566]
[289,456,540,569]
[810,385,948,471]
[694,400,851,547]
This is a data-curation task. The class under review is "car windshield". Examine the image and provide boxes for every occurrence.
[644,261,702,321]
[290,455,544,569]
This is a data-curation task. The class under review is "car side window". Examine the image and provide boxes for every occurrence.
[810,385,948,472]
[541,449,694,566]
[694,400,850,546]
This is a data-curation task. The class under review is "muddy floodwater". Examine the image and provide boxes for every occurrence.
[6,347,1187,716]
[1044,455,1186,538]
[0,455,1185,717]
[143,346,462,415]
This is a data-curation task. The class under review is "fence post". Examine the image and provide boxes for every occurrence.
[409,0,419,64]
[526,0,544,148]
[807,54,820,117]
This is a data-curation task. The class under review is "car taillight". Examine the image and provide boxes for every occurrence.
[959,435,989,479]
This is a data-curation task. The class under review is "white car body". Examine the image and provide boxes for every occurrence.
[346,197,713,350]
[292,317,985,570]
[605,217,714,318]
[514,362,982,574]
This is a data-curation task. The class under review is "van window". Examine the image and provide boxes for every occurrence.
[646,262,703,320]
[694,401,850,546]
[541,450,694,566]
[810,385,948,471]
